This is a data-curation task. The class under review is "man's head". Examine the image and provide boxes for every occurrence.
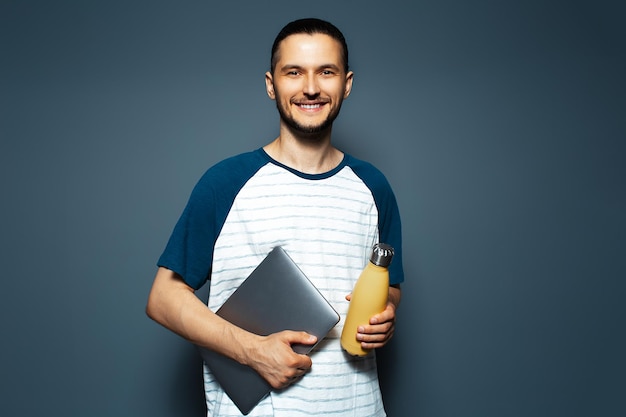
[266,18,353,136]
[270,18,349,75]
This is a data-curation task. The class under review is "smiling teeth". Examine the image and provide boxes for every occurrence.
[300,104,321,109]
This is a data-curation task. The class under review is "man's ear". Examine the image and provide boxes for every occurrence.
[265,71,275,99]
[344,71,354,98]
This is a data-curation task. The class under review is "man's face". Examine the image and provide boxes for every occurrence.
[265,33,353,135]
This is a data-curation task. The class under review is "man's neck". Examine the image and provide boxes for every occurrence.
[263,127,343,174]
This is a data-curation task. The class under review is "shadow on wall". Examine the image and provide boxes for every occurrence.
[162,345,206,415]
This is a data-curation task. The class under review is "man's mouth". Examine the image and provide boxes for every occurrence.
[299,103,321,109]
[294,101,328,111]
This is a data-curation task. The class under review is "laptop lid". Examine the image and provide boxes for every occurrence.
[198,246,340,415]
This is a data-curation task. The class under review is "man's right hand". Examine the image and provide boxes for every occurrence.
[246,330,317,389]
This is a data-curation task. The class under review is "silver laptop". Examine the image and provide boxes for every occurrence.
[198,246,340,415]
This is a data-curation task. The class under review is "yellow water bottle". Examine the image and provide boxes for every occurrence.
[341,243,394,356]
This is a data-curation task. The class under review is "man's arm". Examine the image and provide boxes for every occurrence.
[146,267,317,388]
[355,284,402,349]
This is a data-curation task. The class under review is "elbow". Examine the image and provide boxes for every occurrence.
[145,292,158,321]
[146,281,166,324]
[145,292,169,327]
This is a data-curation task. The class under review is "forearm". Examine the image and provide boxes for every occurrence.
[146,267,258,365]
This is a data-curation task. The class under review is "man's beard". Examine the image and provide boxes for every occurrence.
[275,94,343,135]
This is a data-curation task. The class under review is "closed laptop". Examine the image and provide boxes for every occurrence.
[198,246,340,415]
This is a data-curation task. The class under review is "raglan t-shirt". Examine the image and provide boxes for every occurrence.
[158,148,404,417]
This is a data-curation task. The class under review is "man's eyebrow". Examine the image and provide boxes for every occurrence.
[279,63,342,71]
[320,63,342,71]
[279,64,304,71]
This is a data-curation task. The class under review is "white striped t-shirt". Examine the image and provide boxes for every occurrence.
[158,148,404,416]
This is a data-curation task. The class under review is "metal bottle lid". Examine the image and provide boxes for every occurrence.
[370,243,394,267]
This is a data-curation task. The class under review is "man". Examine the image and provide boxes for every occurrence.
[146,18,403,416]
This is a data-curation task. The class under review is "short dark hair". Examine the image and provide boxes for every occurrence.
[270,18,349,74]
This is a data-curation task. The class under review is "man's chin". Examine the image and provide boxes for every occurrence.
[282,117,335,136]
[296,125,328,135]
[276,104,339,137]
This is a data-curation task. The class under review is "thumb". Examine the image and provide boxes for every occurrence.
[283,330,317,345]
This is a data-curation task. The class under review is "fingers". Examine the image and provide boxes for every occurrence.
[252,331,317,389]
[355,304,397,349]
[270,357,312,389]
[356,321,395,349]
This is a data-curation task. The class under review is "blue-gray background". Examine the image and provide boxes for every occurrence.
[1,0,624,416]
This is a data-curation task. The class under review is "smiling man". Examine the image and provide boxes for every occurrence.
[147,18,404,416]
[266,31,352,136]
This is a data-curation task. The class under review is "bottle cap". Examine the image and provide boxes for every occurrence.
[370,243,394,267]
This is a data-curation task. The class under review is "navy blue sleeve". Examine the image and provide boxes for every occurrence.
[347,155,405,285]
[157,150,267,290]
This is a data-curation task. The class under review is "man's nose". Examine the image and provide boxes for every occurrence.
[303,75,320,96]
